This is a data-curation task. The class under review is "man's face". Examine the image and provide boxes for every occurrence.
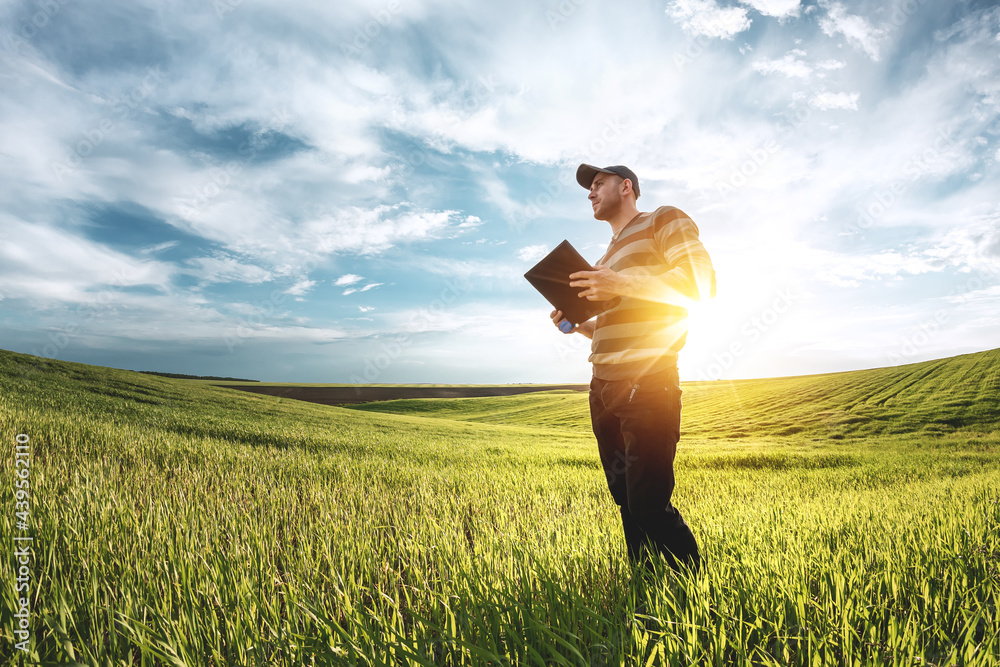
[588,173,624,221]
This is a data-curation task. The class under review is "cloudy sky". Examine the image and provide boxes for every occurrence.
[1,0,998,383]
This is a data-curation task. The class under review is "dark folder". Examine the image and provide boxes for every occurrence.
[523,240,620,326]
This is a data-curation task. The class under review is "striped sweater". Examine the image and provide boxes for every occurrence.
[590,206,716,381]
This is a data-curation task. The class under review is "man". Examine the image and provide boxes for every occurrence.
[550,164,716,574]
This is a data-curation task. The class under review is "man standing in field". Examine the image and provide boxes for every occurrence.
[550,164,716,574]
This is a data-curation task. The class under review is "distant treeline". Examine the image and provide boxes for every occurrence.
[137,371,259,382]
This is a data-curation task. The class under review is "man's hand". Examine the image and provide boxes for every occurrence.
[549,310,595,339]
[569,265,630,301]
[549,309,569,330]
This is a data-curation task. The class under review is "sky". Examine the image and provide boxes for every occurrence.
[1,0,999,384]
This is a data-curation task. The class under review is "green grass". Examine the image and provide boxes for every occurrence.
[1,347,999,665]
[347,348,1000,440]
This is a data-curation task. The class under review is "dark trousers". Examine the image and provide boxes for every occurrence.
[590,365,700,573]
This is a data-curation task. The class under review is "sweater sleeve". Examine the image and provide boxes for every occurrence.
[614,206,716,306]
[653,207,717,302]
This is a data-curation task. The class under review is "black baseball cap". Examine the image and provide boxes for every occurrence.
[576,164,640,198]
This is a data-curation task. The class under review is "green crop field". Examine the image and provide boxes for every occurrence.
[1,347,999,666]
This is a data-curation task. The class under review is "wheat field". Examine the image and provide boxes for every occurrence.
[1,347,998,665]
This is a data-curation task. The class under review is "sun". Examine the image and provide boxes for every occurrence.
[681,267,768,382]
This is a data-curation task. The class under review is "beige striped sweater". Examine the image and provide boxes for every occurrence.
[590,206,716,381]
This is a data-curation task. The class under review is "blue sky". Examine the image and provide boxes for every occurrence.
[1,0,998,383]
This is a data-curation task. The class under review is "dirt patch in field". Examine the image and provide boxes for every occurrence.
[218,384,589,406]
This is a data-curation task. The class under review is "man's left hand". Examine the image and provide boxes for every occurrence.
[569,265,630,301]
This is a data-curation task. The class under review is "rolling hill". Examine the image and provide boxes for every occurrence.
[2,346,997,444]
[345,347,1000,441]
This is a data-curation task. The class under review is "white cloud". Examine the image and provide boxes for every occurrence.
[942,281,1000,301]
[517,244,549,262]
[753,51,813,78]
[752,51,845,79]
[334,273,364,286]
[283,279,316,296]
[387,303,539,336]
[0,217,173,304]
[340,164,391,183]
[927,207,1000,275]
[817,59,846,71]
[810,90,860,110]
[809,250,948,288]
[740,0,801,20]
[476,172,524,226]
[303,206,461,256]
[818,1,884,60]
[408,256,523,283]
[184,255,273,284]
[343,282,383,296]
[666,0,752,39]
[140,241,180,255]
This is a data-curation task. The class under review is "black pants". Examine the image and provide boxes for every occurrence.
[590,365,700,573]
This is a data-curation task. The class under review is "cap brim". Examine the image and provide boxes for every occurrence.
[576,163,612,190]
